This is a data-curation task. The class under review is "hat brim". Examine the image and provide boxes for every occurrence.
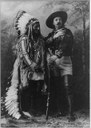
[46,11,67,29]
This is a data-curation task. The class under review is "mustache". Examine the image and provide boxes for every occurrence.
[57,22,62,25]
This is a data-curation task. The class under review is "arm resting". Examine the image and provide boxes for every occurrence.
[21,38,32,66]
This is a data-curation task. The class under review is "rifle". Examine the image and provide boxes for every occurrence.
[46,62,50,120]
[46,48,53,120]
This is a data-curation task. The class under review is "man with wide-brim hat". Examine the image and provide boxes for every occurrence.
[46,11,67,29]
[45,10,75,121]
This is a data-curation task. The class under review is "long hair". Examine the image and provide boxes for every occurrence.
[25,19,41,41]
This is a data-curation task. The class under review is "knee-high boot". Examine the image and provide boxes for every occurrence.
[64,75,75,121]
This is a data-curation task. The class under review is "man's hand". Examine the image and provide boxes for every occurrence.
[53,29,65,39]
[47,37,53,43]
[55,50,63,57]
[50,55,57,61]
[30,62,37,70]
[47,55,57,65]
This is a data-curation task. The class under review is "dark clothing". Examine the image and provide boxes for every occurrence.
[46,27,74,57]
[21,80,46,113]
[46,28,73,77]
[45,27,74,116]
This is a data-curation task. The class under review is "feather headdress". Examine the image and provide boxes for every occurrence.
[14,10,36,36]
[5,11,40,120]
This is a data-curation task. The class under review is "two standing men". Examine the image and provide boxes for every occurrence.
[5,10,75,121]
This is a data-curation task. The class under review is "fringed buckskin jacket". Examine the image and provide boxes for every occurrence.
[17,35,45,87]
[5,11,46,120]
[5,35,45,119]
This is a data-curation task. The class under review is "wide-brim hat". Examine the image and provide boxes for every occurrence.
[46,11,67,29]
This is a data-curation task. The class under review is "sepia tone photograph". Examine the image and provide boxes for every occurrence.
[1,0,90,127]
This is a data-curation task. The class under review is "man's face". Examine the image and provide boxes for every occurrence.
[53,17,62,29]
[32,22,40,34]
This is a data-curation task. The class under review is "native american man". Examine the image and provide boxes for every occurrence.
[5,11,46,119]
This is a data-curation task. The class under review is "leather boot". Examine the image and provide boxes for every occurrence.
[64,75,75,121]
